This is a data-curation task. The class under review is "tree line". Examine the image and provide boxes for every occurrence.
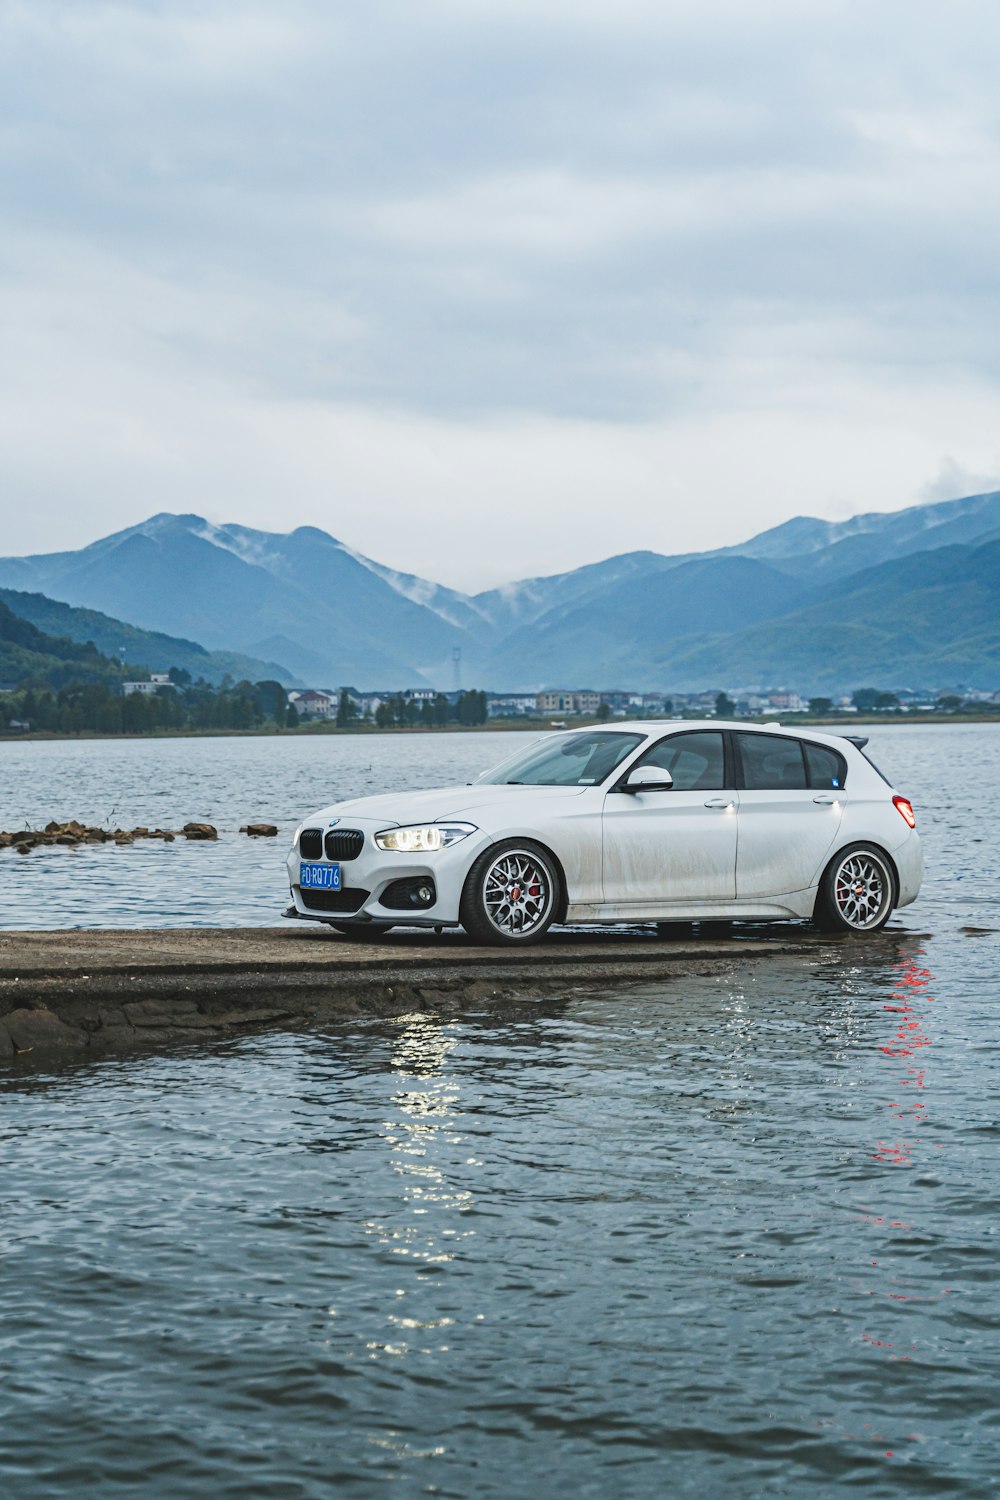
[369,690,487,728]
[808,689,995,715]
[2,675,289,735]
[1,676,490,736]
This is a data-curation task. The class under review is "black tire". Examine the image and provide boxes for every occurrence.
[459,839,561,947]
[814,844,896,934]
[330,923,395,940]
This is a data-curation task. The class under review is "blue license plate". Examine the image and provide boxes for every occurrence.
[300,861,341,891]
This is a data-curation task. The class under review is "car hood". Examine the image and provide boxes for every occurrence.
[305,782,590,829]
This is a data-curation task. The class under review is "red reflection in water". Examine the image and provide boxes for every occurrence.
[870,952,935,1166]
[855,945,939,1455]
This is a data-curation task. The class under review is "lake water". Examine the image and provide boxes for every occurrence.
[0,730,539,929]
[2,726,998,1497]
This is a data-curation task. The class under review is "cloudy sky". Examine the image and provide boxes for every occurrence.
[2,0,999,590]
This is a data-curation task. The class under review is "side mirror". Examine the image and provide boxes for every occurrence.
[621,765,674,793]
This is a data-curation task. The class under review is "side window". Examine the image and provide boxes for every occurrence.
[736,733,807,790]
[637,731,725,791]
[803,742,847,790]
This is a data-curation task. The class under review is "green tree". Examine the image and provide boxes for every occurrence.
[596,701,612,721]
[336,689,357,728]
[286,702,300,728]
[121,690,151,733]
[232,689,260,729]
[809,697,833,716]
[455,690,487,725]
[715,691,735,718]
[255,679,287,724]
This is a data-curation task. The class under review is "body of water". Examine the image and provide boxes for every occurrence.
[0,730,533,929]
[2,726,998,1496]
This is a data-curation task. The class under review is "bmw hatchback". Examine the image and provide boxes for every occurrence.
[285,722,922,944]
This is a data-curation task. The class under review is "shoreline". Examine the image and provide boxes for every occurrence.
[2,713,998,744]
[0,924,875,1066]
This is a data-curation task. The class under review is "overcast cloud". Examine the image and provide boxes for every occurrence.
[2,0,999,588]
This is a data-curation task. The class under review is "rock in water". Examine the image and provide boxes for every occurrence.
[182,822,218,840]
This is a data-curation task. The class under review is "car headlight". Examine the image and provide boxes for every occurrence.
[374,822,478,852]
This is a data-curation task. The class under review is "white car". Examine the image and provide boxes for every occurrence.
[285,722,922,945]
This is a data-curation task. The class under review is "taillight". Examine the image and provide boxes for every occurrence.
[893,795,916,828]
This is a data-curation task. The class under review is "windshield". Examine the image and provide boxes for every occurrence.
[476,730,646,787]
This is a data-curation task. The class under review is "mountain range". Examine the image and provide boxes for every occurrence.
[1,490,999,692]
[0,589,294,688]
[0,598,126,692]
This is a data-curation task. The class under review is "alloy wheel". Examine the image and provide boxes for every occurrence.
[482,850,552,938]
[833,852,890,930]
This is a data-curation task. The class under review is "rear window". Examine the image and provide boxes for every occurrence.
[735,733,848,791]
[803,741,847,790]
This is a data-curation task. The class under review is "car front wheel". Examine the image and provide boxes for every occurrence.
[814,844,896,933]
[459,840,560,946]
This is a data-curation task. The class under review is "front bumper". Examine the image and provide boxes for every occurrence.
[284,827,492,926]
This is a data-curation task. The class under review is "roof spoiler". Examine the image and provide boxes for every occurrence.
[842,734,869,750]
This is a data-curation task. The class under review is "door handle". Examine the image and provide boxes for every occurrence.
[812,793,838,804]
[704,797,735,810]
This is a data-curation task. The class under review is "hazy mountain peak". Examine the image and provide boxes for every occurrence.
[1,490,999,690]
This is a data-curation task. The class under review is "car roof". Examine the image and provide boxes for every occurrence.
[565,720,861,750]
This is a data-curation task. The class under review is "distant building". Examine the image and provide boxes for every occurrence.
[674,691,720,714]
[287,689,337,719]
[536,690,600,714]
[354,694,383,718]
[122,674,174,697]
[598,690,641,712]
[488,694,539,718]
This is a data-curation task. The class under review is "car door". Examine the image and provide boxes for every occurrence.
[733,732,847,898]
[601,730,738,906]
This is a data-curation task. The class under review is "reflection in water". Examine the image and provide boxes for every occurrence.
[2,930,998,1498]
[855,944,941,1467]
[355,1017,478,1469]
[873,949,935,1166]
[363,1019,473,1355]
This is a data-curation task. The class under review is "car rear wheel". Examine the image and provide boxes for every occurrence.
[459,840,560,946]
[814,844,895,933]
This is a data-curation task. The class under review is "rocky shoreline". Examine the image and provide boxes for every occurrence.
[1,819,279,853]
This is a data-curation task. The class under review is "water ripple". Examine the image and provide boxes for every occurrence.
[2,727,999,1495]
